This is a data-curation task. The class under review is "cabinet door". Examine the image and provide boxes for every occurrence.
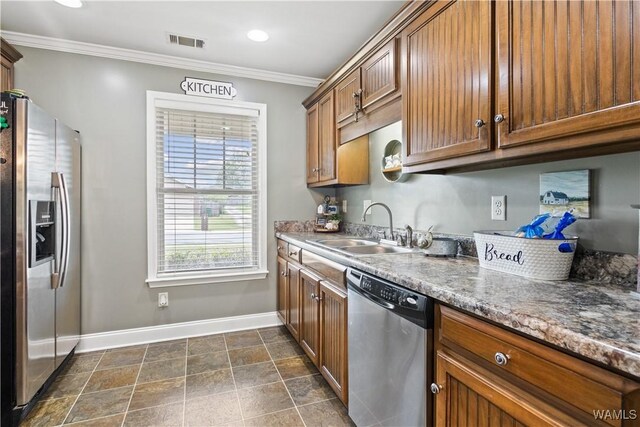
[317,92,336,182]
[277,256,287,324]
[306,103,319,184]
[401,0,492,165]
[286,263,301,342]
[319,282,348,405]
[1,56,12,93]
[361,38,398,112]
[300,269,321,365]
[496,0,640,149]
[335,69,361,126]
[434,351,583,427]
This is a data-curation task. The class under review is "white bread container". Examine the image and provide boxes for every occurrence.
[474,231,578,281]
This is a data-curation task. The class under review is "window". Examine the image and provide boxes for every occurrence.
[146,91,267,287]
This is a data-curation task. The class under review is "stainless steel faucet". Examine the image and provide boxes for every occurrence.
[404,225,413,248]
[361,202,394,241]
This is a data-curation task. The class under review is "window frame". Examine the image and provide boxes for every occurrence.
[146,91,268,288]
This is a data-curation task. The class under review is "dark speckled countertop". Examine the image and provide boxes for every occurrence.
[276,231,640,380]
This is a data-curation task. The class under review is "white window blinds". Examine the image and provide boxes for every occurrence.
[150,95,266,283]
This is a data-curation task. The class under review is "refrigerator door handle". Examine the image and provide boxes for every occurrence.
[51,172,70,289]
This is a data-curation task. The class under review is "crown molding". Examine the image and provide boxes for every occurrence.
[2,31,324,88]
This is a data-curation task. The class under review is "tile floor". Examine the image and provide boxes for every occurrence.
[20,326,354,427]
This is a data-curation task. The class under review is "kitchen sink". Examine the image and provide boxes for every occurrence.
[340,245,414,255]
[306,237,415,256]
[313,239,378,247]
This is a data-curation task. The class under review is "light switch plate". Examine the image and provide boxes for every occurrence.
[364,200,372,215]
[491,196,506,221]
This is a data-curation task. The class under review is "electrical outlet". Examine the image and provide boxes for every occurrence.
[491,196,506,221]
[158,292,169,308]
[342,199,348,213]
[364,200,372,215]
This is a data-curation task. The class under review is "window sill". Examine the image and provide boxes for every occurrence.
[146,270,269,288]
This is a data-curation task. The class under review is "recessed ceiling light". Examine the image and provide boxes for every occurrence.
[54,0,83,8]
[247,29,269,42]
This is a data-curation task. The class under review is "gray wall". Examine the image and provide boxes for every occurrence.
[15,47,323,334]
[338,122,640,254]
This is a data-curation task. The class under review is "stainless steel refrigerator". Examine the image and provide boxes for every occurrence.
[0,94,81,425]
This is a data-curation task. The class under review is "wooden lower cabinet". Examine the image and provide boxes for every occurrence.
[285,263,301,342]
[434,351,583,427]
[300,269,321,365]
[434,304,640,426]
[276,257,287,324]
[276,245,349,406]
[319,281,348,404]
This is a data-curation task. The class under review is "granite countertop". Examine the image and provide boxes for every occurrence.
[276,231,640,380]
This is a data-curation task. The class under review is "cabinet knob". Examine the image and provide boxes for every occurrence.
[310,293,316,299]
[277,246,283,251]
[430,383,443,394]
[280,271,287,277]
[311,168,318,172]
[494,114,505,123]
[494,352,510,366]
[474,119,486,128]
[289,251,297,257]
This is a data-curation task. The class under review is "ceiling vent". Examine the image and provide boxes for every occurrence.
[167,33,205,49]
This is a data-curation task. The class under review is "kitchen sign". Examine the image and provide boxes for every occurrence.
[180,77,237,99]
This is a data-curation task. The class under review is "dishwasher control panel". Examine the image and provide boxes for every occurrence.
[349,268,432,328]
[361,275,419,306]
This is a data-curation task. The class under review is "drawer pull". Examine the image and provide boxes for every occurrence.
[289,251,298,257]
[494,352,510,366]
[430,383,443,394]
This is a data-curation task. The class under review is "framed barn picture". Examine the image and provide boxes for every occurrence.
[539,170,591,218]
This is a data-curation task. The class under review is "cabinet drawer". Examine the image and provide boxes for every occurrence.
[301,250,347,289]
[276,239,289,259]
[287,244,302,263]
[438,305,640,423]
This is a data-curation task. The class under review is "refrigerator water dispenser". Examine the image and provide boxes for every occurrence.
[29,200,55,267]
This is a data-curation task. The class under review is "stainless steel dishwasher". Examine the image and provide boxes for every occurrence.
[347,268,433,427]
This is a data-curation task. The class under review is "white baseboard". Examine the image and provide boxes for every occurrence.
[77,311,282,353]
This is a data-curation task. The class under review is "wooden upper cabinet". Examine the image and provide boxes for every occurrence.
[496,0,640,149]
[401,0,493,166]
[1,38,22,93]
[335,40,400,135]
[307,92,337,185]
[335,69,361,126]
[306,103,320,184]
[361,38,398,112]
[317,92,336,182]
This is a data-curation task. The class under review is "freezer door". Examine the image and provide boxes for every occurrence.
[16,100,57,406]
[54,122,81,367]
